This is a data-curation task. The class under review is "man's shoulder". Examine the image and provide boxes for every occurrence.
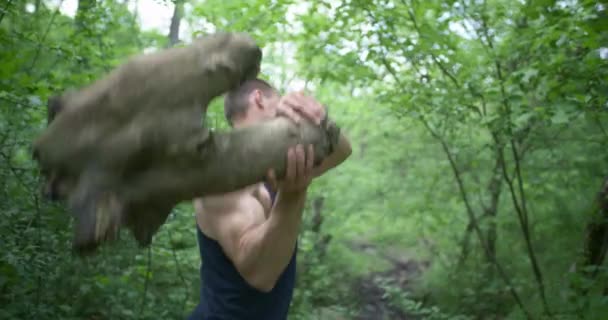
[194,184,267,238]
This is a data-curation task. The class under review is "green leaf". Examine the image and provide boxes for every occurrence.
[551,109,569,124]
[522,68,538,83]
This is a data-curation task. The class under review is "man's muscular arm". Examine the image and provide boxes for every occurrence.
[229,190,305,292]
[312,133,351,177]
[201,145,313,292]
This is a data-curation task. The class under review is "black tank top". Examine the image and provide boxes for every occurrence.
[187,183,297,320]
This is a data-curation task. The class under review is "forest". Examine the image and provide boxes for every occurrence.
[1,0,607,319]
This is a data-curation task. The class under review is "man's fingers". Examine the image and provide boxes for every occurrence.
[286,147,296,183]
[282,94,301,109]
[281,91,325,125]
[278,97,301,123]
[295,144,305,184]
[295,91,307,100]
[285,107,301,124]
[284,100,320,125]
[306,144,314,175]
[293,92,323,125]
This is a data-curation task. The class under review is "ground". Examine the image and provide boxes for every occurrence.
[347,240,428,320]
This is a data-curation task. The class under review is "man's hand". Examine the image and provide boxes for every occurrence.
[267,144,315,195]
[277,92,326,125]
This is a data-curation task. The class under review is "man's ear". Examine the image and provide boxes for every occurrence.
[251,89,264,110]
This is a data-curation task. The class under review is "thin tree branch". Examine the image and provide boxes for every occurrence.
[0,150,37,194]
[390,0,483,117]
[493,133,550,316]
[167,226,190,318]
[421,118,531,319]
[456,220,475,268]
[27,0,63,72]
[167,0,183,47]
[402,0,460,88]
[457,209,497,269]
[34,188,42,315]
[361,7,424,79]
[383,61,525,309]
[482,150,504,265]
[377,21,532,318]
[139,246,152,317]
[511,142,529,227]
[471,2,551,313]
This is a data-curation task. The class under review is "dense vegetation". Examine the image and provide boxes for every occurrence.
[1,0,607,319]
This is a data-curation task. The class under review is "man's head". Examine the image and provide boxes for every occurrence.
[224,79,280,127]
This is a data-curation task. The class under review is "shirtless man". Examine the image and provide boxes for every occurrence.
[187,79,352,320]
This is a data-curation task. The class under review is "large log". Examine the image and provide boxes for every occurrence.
[31,32,340,254]
[33,32,262,178]
[72,116,340,253]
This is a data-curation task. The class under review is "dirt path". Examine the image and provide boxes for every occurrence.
[347,241,427,320]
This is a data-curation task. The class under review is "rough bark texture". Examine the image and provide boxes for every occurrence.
[121,117,338,246]
[34,32,262,174]
[31,32,341,255]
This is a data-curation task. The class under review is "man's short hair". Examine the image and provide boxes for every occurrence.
[224,78,277,125]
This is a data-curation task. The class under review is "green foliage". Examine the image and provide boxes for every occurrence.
[2,0,608,319]
[380,277,474,320]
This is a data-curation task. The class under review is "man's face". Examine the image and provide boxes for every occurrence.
[230,87,281,128]
[262,91,281,119]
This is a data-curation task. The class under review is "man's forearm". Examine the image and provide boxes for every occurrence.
[234,191,306,291]
[313,133,352,177]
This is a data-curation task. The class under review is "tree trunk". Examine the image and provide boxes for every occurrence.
[33,33,262,174]
[457,153,503,270]
[485,154,503,268]
[569,176,608,302]
[310,196,331,258]
[582,176,608,276]
[167,1,184,47]
[72,116,340,254]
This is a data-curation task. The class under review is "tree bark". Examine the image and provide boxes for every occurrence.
[569,176,608,302]
[71,116,340,254]
[582,176,608,277]
[34,32,262,175]
[167,1,184,47]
